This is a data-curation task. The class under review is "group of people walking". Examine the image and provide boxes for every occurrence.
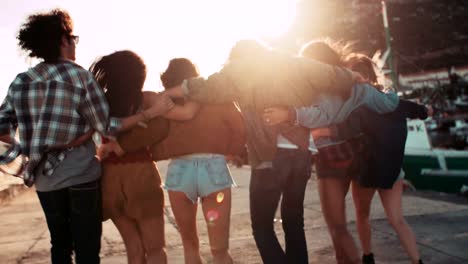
[0,8,428,264]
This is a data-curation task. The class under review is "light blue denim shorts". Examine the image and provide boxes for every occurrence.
[165,154,234,203]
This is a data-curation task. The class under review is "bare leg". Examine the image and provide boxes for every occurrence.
[378,180,421,264]
[168,191,202,264]
[351,181,376,255]
[138,214,167,264]
[112,216,145,264]
[201,188,233,264]
[318,177,360,264]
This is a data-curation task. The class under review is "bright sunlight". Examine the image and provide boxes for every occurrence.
[0,0,299,97]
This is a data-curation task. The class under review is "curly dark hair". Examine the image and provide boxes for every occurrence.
[89,50,147,117]
[17,9,73,62]
[160,58,199,89]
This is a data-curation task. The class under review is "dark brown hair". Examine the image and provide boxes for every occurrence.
[89,50,146,117]
[17,9,74,62]
[160,58,199,89]
[345,54,379,85]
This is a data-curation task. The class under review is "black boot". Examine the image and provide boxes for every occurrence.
[362,253,375,264]
[418,260,424,264]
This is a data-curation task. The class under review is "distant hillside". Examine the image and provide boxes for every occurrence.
[285,0,468,74]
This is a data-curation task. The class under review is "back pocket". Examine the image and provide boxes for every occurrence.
[165,160,188,188]
[205,158,232,186]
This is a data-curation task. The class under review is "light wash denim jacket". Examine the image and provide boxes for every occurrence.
[294,84,399,148]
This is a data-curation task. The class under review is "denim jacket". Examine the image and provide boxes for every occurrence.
[294,83,399,148]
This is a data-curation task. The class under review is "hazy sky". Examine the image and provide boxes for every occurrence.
[0,0,298,98]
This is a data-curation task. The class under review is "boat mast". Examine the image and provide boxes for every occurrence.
[382,0,399,90]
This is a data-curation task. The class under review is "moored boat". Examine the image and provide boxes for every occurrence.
[403,119,468,193]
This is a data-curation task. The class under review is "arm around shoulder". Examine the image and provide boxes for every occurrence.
[164,101,201,121]
[118,117,170,153]
[182,65,239,104]
[300,58,355,97]
[352,84,399,114]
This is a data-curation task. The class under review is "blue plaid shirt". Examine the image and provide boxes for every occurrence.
[0,60,121,186]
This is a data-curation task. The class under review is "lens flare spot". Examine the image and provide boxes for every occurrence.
[207,210,219,223]
[216,192,225,203]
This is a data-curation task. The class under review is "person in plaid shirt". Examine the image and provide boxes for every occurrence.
[0,9,172,264]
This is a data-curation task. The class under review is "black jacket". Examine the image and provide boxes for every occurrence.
[357,100,428,188]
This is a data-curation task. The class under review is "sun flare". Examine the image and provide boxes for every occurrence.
[0,0,299,96]
[128,0,300,90]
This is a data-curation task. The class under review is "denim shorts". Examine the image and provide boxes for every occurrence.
[165,154,234,203]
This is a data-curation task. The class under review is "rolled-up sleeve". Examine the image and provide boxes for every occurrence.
[0,92,17,135]
[79,75,122,136]
[0,89,22,166]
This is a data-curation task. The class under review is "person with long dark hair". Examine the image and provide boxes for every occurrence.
[103,58,245,264]
[89,50,169,264]
[0,10,171,264]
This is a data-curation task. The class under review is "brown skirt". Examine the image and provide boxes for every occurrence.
[101,162,164,221]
